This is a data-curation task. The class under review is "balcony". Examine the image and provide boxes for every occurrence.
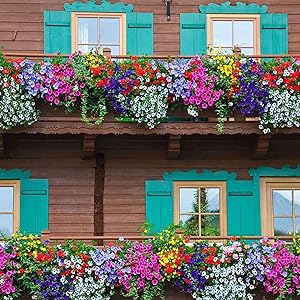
[1,49,300,137]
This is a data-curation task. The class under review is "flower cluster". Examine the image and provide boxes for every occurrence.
[0,58,39,129]
[2,52,300,132]
[264,240,300,297]
[183,56,223,116]
[234,59,269,116]
[0,245,17,297]
[1,231,300,300]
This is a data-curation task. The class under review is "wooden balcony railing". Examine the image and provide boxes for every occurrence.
[40,230,295,243]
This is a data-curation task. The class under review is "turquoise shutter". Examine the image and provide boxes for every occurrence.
[261,14,288,54]
[44,11,71,54]
[126,12,153,55]
[180,13,207,55]
[20,179,49,235]
[145,180,173,234]
[227,180,260,236]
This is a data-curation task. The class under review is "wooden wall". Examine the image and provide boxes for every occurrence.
[97,134,300,236]
[0,134,95,237]
[0,0,299,55]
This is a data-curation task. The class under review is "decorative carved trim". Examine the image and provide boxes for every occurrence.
[168,135,181,159]
[82,134,96,160]
[64,0,134,13]
[0,134,6,159]
[0,169,31,180]
[250,134,271,160]
[199,1,268,14]
[163,169,237,181]
[249,165,300,179]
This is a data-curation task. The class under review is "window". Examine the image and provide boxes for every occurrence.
[0,181,20,237]
[174,182,227,236]
[261,178,300,237]
[72,13,126,54]
[207,14,260,55]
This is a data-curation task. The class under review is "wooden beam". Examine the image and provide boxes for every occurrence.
[250,134,271,160]
[0,134,6,159]
[168,135,181,159]
[81,134,96,160]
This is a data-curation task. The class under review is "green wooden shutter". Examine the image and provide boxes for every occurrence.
[126,12,153,55]
[180,13,207,55]
[227,180,260,236]
[145,180,173,234]
[44,11,71,54]
[20,179,49,235]
[261,13,288,54]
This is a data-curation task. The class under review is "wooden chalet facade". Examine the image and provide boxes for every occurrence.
[1,0,300,262]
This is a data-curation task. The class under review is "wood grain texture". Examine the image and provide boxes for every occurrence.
[0,0,299,55]
[0,134,95,236]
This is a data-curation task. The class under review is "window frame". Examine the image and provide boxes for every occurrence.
[0,180,20,236]
[261,177,300,237]
[206,14,261,54]
[173,181,227,237]
[71,12,126,54]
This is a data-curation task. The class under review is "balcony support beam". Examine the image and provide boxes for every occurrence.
[0,134,6,159]
[81,134,96,160]
[168,134,181,159]
[250,134,271,160]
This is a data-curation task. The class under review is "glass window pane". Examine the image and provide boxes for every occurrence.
[0,187,14,212]
[233,21,254,47]
[78,44,98,53]
[212,20,232,47]
[179,188,199,213]
[296,218,300,235]
[200,188,220,213]
[104,45,120,55]
[0,214,13,237]
[273,190,292,216]
[294,190,300,215]
[201,215,220,236]
[274,218,293,236]
[180,214,199,235]
[241,48,254,55]
[78,18,98,44]
[99,18,120,44]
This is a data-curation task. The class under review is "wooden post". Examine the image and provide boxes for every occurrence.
[103,47,112,59]
[41,230,50,243]
[233,46,242,56]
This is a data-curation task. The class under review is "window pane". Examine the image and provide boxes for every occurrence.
[78,18,98,44]
[0,214,13,237]
[99,18,120,44]
[0,187,14,212]
[78,44,98,53]
[180,214,199,235]
[234,21,254,47]
[200,188,220,213]
[296,218,300,235]
[201,215,220,236]
[103,45,120,55]
[294,190,300,215]
[274,218,293,236]
[273,190,292,216]
[212,20,232,47]
[179,188,199,213]
[241,48,254,55]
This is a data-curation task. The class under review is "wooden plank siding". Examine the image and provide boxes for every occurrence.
[0,0,299,55]
[0,134,95,237]
[97,134,300,236]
